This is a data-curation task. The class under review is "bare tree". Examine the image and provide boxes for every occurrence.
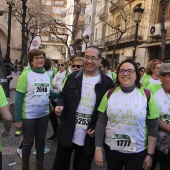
[160,0,168,60]
[14,0,45,69]
[99,0,132,66]
[43,0,84,59]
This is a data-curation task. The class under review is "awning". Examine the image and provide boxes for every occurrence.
[139,41,170,48]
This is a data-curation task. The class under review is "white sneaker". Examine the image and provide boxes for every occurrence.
[33,148,50,155]
[33,149,36,155]
[44,148,50,154]
[17,148,22,158]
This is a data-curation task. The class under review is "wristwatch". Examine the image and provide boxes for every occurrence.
[147,153,154,158]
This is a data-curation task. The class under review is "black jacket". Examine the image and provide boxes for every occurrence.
[56,69,114,154]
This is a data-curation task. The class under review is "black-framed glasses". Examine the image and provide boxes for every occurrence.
[118,69,135,75]
[58,64,64,67]
[84,55,99,61]
[72,65,82,69]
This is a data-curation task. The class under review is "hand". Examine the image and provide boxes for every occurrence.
[1,129,10,138]
[94,147,103,168]
[55,106,64,116]
[15,121,23,131]
[143,155,152,170]
[52,83,58,90]
[87,129,95,137]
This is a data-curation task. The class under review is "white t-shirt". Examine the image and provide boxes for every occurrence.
[16,70,51,119]
[147,84,170,152]
[98,87,159,153]
[72,73,100,146]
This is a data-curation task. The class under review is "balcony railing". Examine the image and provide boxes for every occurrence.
[109,1,124,12]
[105,25,143,46]
[99,6,108,20]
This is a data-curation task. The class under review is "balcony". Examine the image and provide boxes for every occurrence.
[109,1,124,13]
[99,6,108,20]
[105,25,143,46]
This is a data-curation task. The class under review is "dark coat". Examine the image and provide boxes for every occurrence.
[56,69,114,154]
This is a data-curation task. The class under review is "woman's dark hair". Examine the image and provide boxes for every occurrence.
[115,59,141,88]
[44,58,52,71]
[28,49,46,66]
[139,67,145,72]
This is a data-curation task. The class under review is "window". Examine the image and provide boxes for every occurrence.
[115,15,121,26]
[157,1,170,22]
[41,36,49,41]
[166,1,170,16]
[81,7,85,15]
[89,16,91,23]
[42,0,51,5]
[54,1,64,7]
[41,44,47,49]
[95,29,98,41]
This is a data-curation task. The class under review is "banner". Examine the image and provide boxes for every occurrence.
[69,45,74,57]
[28,35,42,51]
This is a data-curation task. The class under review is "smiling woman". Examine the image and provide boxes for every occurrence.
[28,50,46,69]
[14,49,59,170]
[142,59,162,88]
[95,59,159,170]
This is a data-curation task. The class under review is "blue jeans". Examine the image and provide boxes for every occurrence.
[22,115,49,170]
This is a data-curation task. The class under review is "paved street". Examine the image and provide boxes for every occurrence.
[1,72,159,170]
[1,72,107,170]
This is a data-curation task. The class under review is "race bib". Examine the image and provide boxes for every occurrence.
[34,83,50,95]
[110,134,136,152]
[161,114,170,125]
[75,112,91,130]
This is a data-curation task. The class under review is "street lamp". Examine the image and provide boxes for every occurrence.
[132,4,144,61]
[84,34,89,49]
[6,0,15,62]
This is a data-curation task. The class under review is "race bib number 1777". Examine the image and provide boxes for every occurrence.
[110,134,136,152]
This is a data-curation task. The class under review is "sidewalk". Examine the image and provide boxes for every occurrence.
[1,72,108,170]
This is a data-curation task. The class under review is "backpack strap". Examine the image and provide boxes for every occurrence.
[144,88,150,102]
[107,87,116,99]
[144,88,151,116]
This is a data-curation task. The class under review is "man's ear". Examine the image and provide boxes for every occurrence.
[159,75,163,83]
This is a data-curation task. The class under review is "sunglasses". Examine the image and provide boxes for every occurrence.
[58,64,64,67]
[72,65,82,69]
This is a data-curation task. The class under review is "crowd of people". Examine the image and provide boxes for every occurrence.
[0,46,170,170]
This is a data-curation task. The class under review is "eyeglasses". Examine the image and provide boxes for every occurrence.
[84,55,100,61]
[72,65,82,69]
[118,69,135,75]
[58,64,64,67]
[34,56,44,60]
